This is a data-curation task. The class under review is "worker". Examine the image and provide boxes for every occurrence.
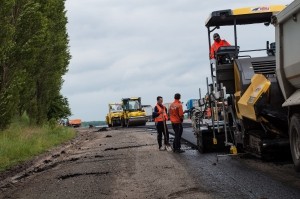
[153,96,170,151]
[169,93,184,153]
[117,105,122,110]
[210,33,231,63]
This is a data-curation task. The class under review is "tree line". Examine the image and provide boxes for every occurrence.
[0,0,71,130]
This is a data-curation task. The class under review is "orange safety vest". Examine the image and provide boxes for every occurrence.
[206,107,212,118]
[210,40,231,59]
[155,104,168,122]
[169,100,184,123]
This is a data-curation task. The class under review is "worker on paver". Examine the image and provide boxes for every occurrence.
[210,33,231,64]
[153,96,170,151]
[169,93,185,153]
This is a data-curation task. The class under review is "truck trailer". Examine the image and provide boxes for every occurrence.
[273,0,300,170]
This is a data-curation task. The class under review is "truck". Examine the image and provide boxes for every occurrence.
[273,0,300,170]
[196,1,300,170]
[68,119,82,128]
[186,99,200,111]
[163,102,172,120]
[121,97,147,127]
[105,103,123,127]
[142,105,153,122]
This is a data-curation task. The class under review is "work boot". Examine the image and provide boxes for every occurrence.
[165,144,172,151]
[159,146,166,151]
[174,149,185,153]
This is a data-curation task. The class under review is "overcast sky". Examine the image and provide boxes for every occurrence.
[62,0,292,121]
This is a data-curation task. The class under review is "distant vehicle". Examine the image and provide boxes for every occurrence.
[68,119,82,128]
[106,103,123,127]
[142,105,153,122]
[186,99,199,111]
[163,102,171,120]
[121,97,147,127]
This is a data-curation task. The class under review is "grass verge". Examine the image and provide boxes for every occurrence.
[0,122,76,172]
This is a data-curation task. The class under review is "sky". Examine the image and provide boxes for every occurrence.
[62,0,292,121]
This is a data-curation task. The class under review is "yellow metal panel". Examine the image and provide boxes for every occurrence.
[234,62,241,93]
[234,91,242,120]
[128,111,146,117]
[233,5,285,15]
[233,62,242,119]
[237,74,271,121]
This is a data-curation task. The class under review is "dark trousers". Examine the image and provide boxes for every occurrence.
[156,121,169,148]
[172,123,183,150]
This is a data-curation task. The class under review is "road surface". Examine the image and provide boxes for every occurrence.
[1,126,300,199]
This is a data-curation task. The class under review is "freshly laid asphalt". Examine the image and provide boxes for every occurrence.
[146,121,300,199]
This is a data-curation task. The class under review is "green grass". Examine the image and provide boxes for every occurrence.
[0,119,76,172]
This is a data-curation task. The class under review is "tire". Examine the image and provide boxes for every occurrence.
[290,114,300,172]
[197,133,205,153]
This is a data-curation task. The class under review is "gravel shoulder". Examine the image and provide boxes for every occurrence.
[0,127,212,199]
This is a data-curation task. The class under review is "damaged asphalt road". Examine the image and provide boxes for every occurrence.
[1,127,300,199]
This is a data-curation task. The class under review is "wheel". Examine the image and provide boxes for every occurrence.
[121,119,125,128]
[197,132,205,153]
[290,114,300,171]
[117,119,121,127]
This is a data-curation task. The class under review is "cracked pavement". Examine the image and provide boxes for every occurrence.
[1,127,300,199]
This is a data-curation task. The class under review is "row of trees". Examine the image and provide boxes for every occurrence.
[0,0,71,130]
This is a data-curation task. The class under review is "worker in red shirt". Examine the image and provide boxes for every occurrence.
[210,33,231,62]
[169,93,185,153]
[153,96,170,151]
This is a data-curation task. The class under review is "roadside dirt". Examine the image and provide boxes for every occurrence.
[0,128,211,199]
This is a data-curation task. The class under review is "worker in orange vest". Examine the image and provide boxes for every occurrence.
[169,93,185,153]
[153,96,170,151]
[210,33,231,63]
[206,107,212,119]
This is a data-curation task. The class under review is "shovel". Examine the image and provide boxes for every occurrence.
[162,109,173,152]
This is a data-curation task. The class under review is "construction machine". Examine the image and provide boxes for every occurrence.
[105,103,123,127]
[195,4,300,165]
[121,97,147,127]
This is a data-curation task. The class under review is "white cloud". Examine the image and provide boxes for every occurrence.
[63,0,292,121]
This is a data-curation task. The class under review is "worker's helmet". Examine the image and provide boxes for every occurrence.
[213,33,220,40]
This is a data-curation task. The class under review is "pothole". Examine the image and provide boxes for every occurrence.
[57,171,110,180]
